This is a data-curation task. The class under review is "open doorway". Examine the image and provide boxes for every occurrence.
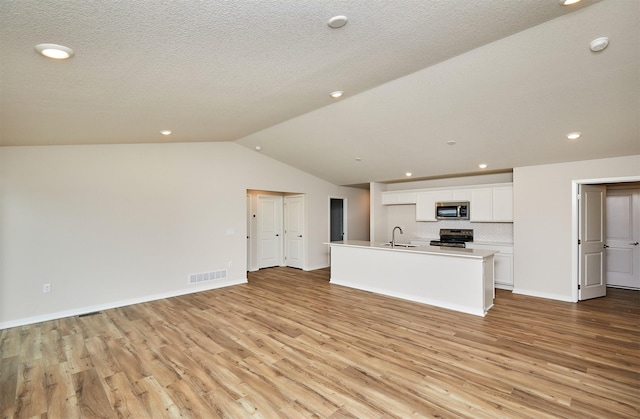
[573,176,640,301]
[330,198,347,242]
[246,190,306,272]
[605,183,640,290]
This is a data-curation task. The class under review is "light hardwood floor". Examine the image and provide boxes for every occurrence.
[1,267,638,418]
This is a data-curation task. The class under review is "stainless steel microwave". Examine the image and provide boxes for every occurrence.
[435,201,470,220]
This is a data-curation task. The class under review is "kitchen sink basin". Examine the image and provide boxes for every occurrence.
[380,242,419,248]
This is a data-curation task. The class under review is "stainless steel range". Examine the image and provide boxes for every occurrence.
[430,229,473,248]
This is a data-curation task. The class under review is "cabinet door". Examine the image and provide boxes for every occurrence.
[470,188,493,221]
[416,191,437,221]
[494,253,513,286]
[492,186,513,222]
[381,192,397,205]
[452,189,471,201]
[435,190,453,202]
[381,191,417,205]
[398,191,417,204]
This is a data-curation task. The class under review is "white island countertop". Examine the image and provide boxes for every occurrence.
[328,240,497,259]
[327,240,497,316]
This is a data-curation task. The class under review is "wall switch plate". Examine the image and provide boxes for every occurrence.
[43,283,51,293]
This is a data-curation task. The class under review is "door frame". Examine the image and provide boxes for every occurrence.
[572,175,640,302]
[247,194,252,272]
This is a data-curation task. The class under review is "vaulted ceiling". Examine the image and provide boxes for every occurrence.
[1,0,637,185]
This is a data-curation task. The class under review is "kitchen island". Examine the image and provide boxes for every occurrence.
[327,240,497,316]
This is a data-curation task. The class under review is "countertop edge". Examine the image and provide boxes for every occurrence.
[325,241,497,259]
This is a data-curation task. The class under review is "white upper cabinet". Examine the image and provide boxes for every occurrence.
[381,191,417,205]
[381,183,512,223]
[470,188,494,222]
[416,191,437,221]
[470,186,513,222]
[492,186,514,222]
[452,189,471,201]
[435,190,453,202]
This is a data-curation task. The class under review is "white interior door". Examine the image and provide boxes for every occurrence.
[284,195,305,269]
[605,188,640,289]
[579,184,607,300]
[257,196,282,269]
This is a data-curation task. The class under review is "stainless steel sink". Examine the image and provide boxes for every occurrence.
[380,242,419,248]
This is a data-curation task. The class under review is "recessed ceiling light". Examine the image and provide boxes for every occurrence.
[330,91,344,99]
[446,140,456,146]
[160,130,172,136]
[255,145,262,151]
[590,37,609,52]
[405,172,413,177]
[478,163,488,169]
[567,132,582,140]
[559,0,581,5]
[355,157,362,161]
[35,43,74,60]
[328,15,348,29]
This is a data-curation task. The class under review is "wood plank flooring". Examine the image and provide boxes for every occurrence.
[1,267,638,418]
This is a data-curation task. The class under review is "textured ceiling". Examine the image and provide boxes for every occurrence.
[1,0,638,185]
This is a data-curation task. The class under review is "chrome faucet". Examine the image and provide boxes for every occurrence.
[391,226,403,248]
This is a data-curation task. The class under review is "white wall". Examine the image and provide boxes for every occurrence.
[513,155,640,301]
[0,142,369,328]
[369,182,388,243]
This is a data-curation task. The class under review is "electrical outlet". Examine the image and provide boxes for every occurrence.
[43,283,51,293]
[228,260,233,267]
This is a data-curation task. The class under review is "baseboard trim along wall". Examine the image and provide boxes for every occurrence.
[0,277,247,330]
[511,288,576,303]
[306,263,330,271]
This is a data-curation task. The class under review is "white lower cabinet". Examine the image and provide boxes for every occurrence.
[467,243,513,290]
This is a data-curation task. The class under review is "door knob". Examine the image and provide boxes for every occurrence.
[631,241,639,246]
[298,235,303,238]
[603,244,609,248]
[275,234,279,237]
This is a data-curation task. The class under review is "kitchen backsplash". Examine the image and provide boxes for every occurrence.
[416,220,513,243]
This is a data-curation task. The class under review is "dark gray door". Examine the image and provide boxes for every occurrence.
[330,198,344,242]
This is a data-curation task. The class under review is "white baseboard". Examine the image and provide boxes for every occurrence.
[0,278,247,330]
[511,287,575,303]
[304,264,330,271]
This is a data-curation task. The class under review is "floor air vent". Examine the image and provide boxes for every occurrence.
[189,269,227,285]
